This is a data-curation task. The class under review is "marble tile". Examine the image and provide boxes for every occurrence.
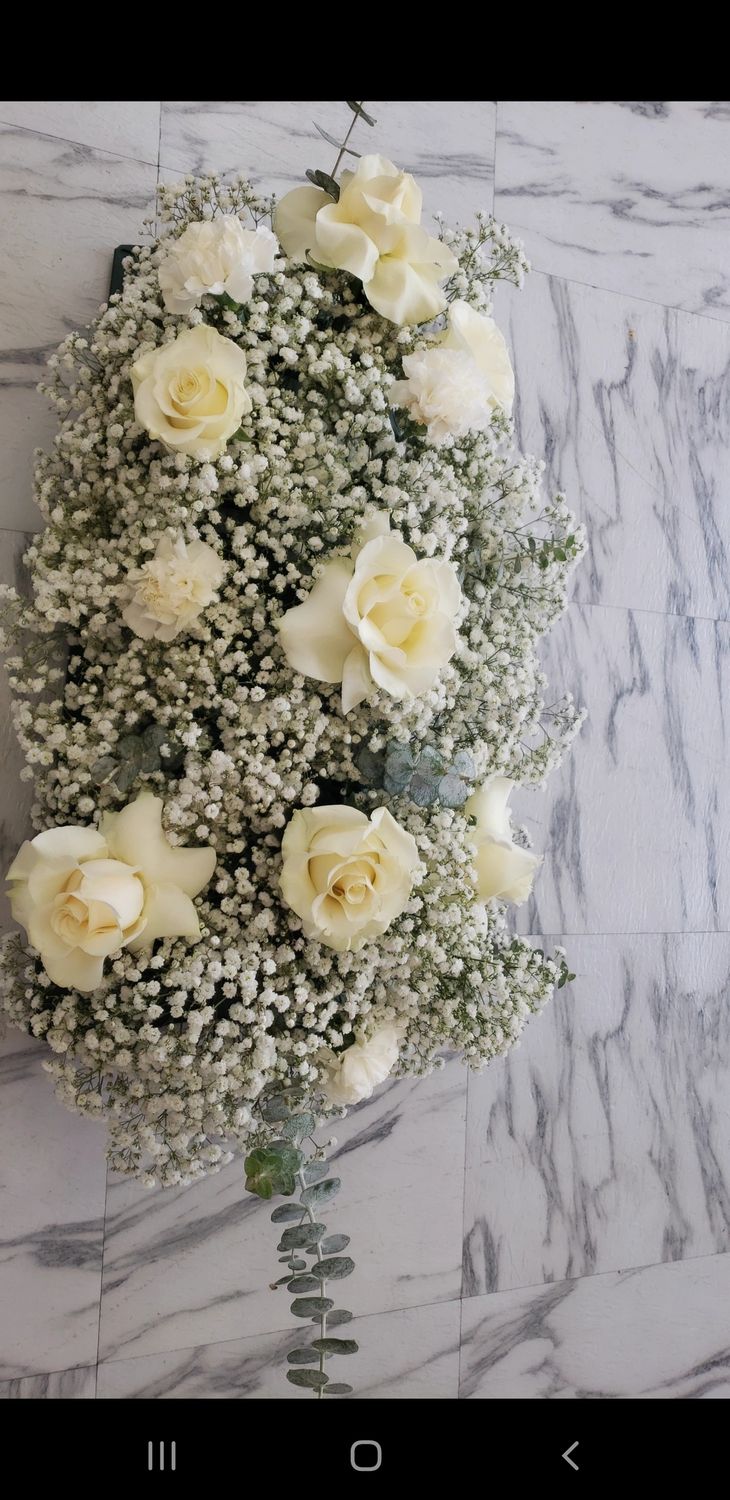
[98,1060,466,1363]
[495,272,730,619]
[0,126,157,530]
[463,934,730,1297]
[97,1298,460,1399]
[0,102,161,165]
[510,603,730,935]
[0,1364,96,1399]
[494,101,730,320]
[0,1031,108,1380]
[159,100,495,224]
[460,1253,730,1398]
[0,531,35,933]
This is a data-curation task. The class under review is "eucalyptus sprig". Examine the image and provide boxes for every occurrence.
[306,100,377,200]
[244,1089,358,1398]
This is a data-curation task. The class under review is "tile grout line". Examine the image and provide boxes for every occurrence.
[511,259,730,331]
[93,1163,110,1396]
[0,117,159,170]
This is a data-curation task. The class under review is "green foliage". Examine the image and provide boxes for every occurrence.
[325,1383,353,1395]
[287,1369,330,1390]
[312,1338,358,1356]
[277,1223,325,1250]
[291,1297,334,1319]
[287,1347,318,1365]
[244,1142,303,1198]
[300,1178,341,1208]
[356,738,476,809]
[312,1256,355,1281]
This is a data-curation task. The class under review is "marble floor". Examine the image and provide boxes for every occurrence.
[1,100,729,1400]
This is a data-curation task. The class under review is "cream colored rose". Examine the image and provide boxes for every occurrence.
[391,347,497,442]
[320,1024,401,1106]
[132,323,251,460]
[466,776,539,904]
[7,792,216,992]
[278,513,462,713]
[280,804,419,952]
[159,218,278,314]
[123,535,225,642]
[441,301,514,414]
[274,154,457,326]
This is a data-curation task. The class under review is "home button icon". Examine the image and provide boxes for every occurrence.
[350,1440,382,1472]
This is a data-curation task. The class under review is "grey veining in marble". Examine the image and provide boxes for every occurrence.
[0,127,156,530]
[496,272,730,619]
[97,1299,460,1399]
[98,1060,465,1363]
[0,1032,107,1379]
[0,102,161,165]
[159,100,495,225]
[495,101,730,320]
[511,603,730,935]
[460,1253,730,1398]
[463,934,730,1297]
[0,1365,96,1399]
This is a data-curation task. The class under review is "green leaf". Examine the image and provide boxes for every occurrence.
[287,1368,329,1390]
[300,1178,341,1209]
[305,168,340,201]
[438,773,470,808]
[346,101,377,126]
[260,1096,292,1123]
[278,1223,326,1251]
[291,1296,334,1319]
[314,121,360,158]
[280,1111,315,1144]
[311,1338,358,1355]
[312,1256,355,1281]
[325,1383,353,1395]
[244,1144,304,1199]
[287,1274,321,1294]
[327,1309,353,1327]
[287,1347,318,1366]
[271,1204,305,1223]
[300,1159,329,1187]
[320,1234,350,1254]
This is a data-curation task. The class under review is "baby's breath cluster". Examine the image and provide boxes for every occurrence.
[0,172,584,1184]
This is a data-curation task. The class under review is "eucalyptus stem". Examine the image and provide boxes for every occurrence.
[331,102,366,181]
[297,1166,328,1400]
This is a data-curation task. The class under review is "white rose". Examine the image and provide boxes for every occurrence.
[123,535,225,642]
[466,776,540,904]
[391,347,497,443]
[7,792,216,992]
[278,512,462,713]
[440,301,514,414]
[158,218,278,314]
[320,1024,401,1106]
[274,154,457,326]
[132,323,251,460]
[280,804,419,952]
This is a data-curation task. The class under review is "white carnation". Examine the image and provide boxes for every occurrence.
[159,217,279,314]
[320,1024,401,1106]
[123,535,225,642]
[391,347,496,442]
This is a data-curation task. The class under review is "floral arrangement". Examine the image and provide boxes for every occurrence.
[0,103,584,1397]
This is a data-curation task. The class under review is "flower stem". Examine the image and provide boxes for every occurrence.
[331,103,366,182]
[297,1167,327,1398]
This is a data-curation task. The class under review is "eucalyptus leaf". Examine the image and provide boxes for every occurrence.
[261,1096,292,1123]
[287,1347,318,1366]
[346,101,377,126]
[312,1256,355,1281]
[115,764,137,793]
[417,745,446,776]
[409,772,437,807]
[278,1223,326,1251]
[271,1204,305,1223]
[300,1159,329,1187]
[244,1143,303,1199]
[314,122,360,157]
[287,1274,321,1294]
[438,774,470,808]
[326,1309,353,1326]
[300,1178,340,1209]
[305,168,340,201]
[280,1111,315,1144]
[325,1383,353,1395]
[291,1296,334,1319]
[311,1338,358,1355]
[355,745,386,786]
[451,749,475,779]
[287,1368,329,1390]
[320,1234,350,1254]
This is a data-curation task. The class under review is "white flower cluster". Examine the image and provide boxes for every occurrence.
[0,169,585,1184]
